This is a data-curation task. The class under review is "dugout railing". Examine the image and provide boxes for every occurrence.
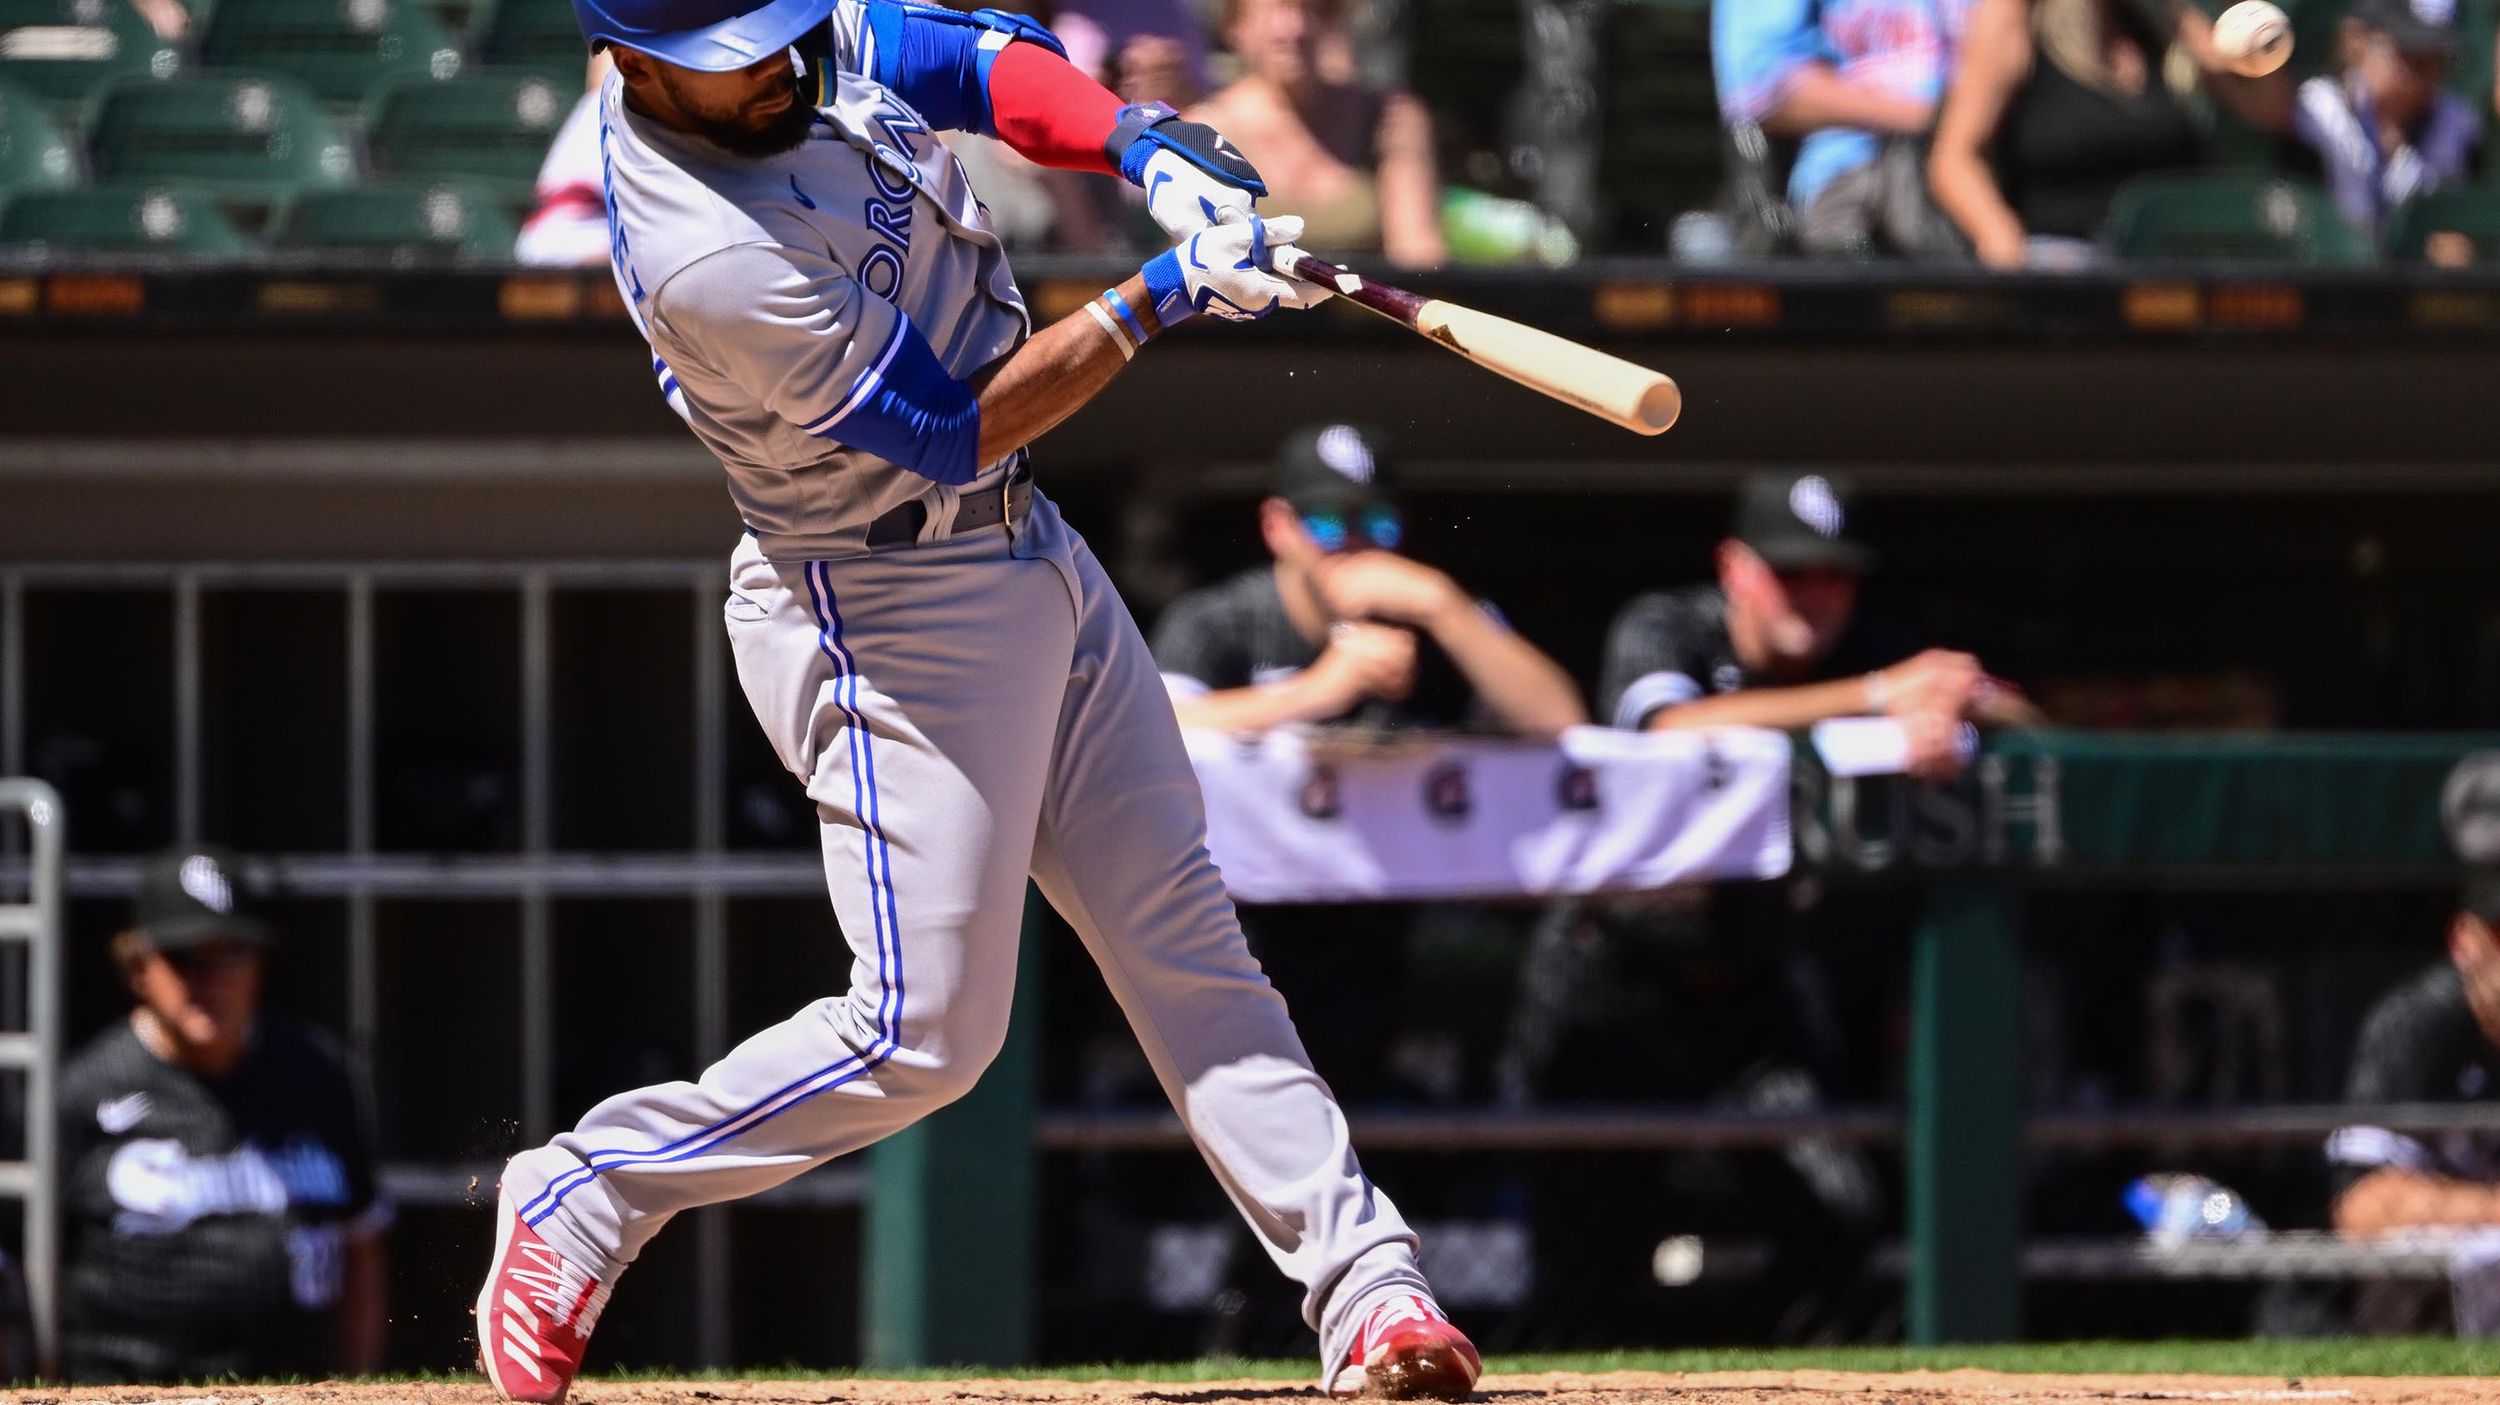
[7,560,2500,1366]
[0,777,61,1373]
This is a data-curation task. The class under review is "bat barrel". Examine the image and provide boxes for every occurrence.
[1281,250,1680,437]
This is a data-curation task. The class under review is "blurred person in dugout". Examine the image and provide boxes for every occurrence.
[2293,0,2483,247]
[1927,0,2292,268]
[1498,473,2033,1331]
[2329,874,2500,1331]
[2331,873,2500,1233]
[1149,423,1584,1101]
[1188,0,1448,266]
[1712,0,1974,256]
[1148,425,1579,1350]
[58,847,388,1384]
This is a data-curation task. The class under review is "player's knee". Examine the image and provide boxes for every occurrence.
[875,997,1013,1107]
[924,1012,1013,1105]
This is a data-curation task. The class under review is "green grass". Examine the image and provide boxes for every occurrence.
[566,1339,2500,1381]
[333,1339,2500,1388]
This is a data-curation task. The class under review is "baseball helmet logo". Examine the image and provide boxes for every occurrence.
[178,854,235,914]
[2444,751,2500,863]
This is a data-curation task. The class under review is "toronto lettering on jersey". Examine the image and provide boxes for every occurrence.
[858,97,927,299]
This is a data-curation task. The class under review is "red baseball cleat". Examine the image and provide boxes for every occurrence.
[1327,1294,1482,1400]
[475,1194,612,1403]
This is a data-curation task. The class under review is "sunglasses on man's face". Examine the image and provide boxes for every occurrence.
[1300,506,1404,553]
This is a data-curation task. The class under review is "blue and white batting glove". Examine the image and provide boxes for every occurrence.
[1140,214,1331,326]
[1109,102,1266,240]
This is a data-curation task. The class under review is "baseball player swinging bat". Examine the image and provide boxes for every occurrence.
[472,1,1486,1402]
[1283,251,1683,437]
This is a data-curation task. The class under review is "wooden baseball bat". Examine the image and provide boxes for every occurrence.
[1283,251,1682,436]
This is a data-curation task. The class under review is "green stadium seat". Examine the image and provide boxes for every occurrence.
[199,0,462,104]
[473,0,587,83]
[88,72,357,197]
[0,180,251,248]
[2103,173,2374,264]
[366,71,565,192]
[273,177,519,256]
[0,75,79,188]
[0,0,178,114]
[2383,188,2500,263]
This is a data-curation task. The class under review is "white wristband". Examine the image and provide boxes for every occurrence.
[1083,298,1135,361]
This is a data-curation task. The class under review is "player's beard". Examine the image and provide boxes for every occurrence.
[668,62,815,157]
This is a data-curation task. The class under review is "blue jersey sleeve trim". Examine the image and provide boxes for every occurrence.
[857,0,1064,136]
[808,317,983,486]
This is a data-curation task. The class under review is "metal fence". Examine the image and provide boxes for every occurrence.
[0,778,61,1372]
[0,561,849,1371]
[10,561,2500,1369]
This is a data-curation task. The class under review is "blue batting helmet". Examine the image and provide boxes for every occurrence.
[574,0,828,71]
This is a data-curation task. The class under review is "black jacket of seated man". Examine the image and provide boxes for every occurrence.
[2329,874,2500,1233]
[59,846,388,1384]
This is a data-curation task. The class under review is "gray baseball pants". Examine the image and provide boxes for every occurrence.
[502,493,1429,1364]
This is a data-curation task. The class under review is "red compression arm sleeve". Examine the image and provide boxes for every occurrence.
[987,41,1126,175]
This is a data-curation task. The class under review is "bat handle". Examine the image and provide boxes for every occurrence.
[1282,250,1341,284]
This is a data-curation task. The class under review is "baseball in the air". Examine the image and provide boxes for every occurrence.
[2213,0,2294,77]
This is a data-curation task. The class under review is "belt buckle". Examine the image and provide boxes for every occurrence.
[1000,450,1027,536]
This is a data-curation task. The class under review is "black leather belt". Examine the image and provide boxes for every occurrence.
[864,460,1034,549]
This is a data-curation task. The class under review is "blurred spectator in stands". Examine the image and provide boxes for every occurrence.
[127,0,187,41]
[1033,3,1212,252]
[1152,423,1583,738]
[1928,0,2292,268]
[1712,0,1972,256]
[2327,873,2500,1235]
[1189,0,1447,266]
[1055,0,1210,109]
[515,54,611,267]
[1599,470,2032,782]
[59,847,388,1384]
[2293,0,2481,241]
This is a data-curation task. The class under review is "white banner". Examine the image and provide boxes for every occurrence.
[1183,725,1798,904]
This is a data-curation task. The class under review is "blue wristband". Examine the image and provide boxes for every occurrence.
[1140,247,1190,327]
[1101,287,1149,346]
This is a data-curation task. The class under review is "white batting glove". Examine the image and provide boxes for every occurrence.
[1109,102,1266,240]
[1140,214,1332,325]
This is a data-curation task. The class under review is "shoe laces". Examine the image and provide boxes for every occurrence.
[506,1239,608,1338]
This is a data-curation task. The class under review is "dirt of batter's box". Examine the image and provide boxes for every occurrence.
[5,1372,2495,1405]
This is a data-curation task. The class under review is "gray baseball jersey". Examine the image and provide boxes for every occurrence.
[600,21,1026,558]
[497,25,1445,1385]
